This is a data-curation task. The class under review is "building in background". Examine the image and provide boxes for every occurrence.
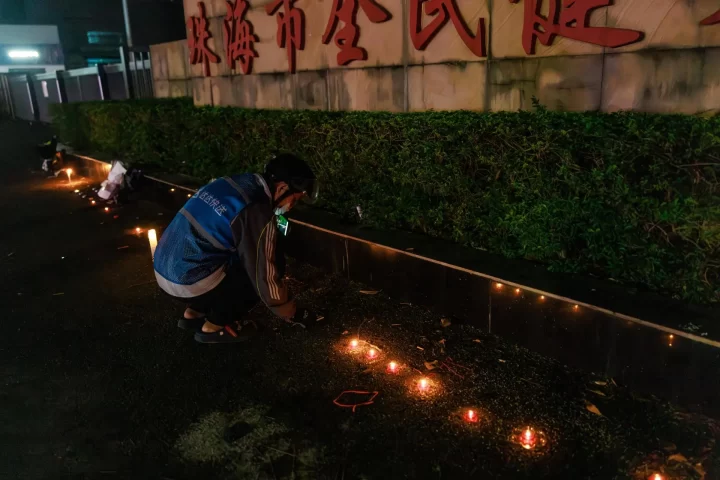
[0,24,64,73]
[0,0,185,69]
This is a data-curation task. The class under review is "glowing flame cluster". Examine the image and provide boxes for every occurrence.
[342,336,550,449]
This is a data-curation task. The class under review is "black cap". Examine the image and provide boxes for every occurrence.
[265,153,319,203]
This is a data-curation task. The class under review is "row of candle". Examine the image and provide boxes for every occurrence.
[347,338,544,450]
[346,338,668,479]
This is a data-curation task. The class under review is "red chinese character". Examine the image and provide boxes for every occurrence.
[701,10,720,25]
[187,2,220,76]
[265,0,305,73]
[322,0,392,66]
[223,0,258,74]
[409,0,486,58]
[508,0,643,55]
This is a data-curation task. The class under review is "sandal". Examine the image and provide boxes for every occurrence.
[177,316,206,331]
[194,324,252,344]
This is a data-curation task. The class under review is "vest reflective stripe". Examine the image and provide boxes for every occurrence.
[224,176,250,204]
[183,177,250,250]
[180,208,229,251]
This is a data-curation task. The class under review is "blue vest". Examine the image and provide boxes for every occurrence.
[154,174,268,286]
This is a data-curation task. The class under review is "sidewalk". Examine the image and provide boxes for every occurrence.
[0,119,717,480]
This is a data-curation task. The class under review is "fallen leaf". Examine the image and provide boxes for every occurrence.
[341,330,349,335]
[424,360,439,371]
[472,339,482,344]
[391,323,401,327]
[360,290,381,295]
[586,403,603,416]
[416,346,424,351]
[694,463,706,478]
[316,316,325,322]
[668,453,688,464]
[438,339,446,346]
[498,359,506,363]
[440,318,451,328]
[588,390,606,397]
[593,380,607,386]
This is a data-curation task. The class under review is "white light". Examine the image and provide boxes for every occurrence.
[148,229,158,259]
[8,50,40,59]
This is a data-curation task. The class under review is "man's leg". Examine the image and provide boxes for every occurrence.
[199,265,260,335]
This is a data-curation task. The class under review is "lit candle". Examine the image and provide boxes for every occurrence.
[573,305,579,311]
[540,295,545,301]
[418,378,429,392]
[66,168,73,183]
[350,339,359,349]
[495,283,503,289]
[104,207,109,212]
[367,348,377,359]
[74,189,80,193]
[515,288,521,294]
[170,188,175,192]
[466,409,478,423]
[148,229,158,259]
[91,200,96,205]
[135,227,142,234]
[521,427,536,449]
[652,475,664,480]
[387,361,398,373]
[187,194,192,198]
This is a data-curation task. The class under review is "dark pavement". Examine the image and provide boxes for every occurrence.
[0,119,718,480]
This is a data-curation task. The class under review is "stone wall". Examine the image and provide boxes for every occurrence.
[150,0,720,113]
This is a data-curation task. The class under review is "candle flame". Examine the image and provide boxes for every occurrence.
[368,348,376,358]
[540,295,545,300]
[91,200,96,205]
[418,378,429,390]
[515,288,521,294]
[467,409,475,421]
[388,361,397,372]
[66,169,72,182]
[653,474,663,480]
[495,283,503,289]
[74,189,79,193]
[104,207,109,212]
[136,227,142,233]
[350,339,359,348]
[170,188,175,192]
[573,305,579,311]
[148,229,158,259]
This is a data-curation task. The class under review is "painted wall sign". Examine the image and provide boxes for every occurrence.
[186,1,720,77]
[323,0,392,66]
[507,0,643,55]
[187,2,220,76]
[223,0,258,74]
[701,9,720,25]
[265,0,305,74]
[410,0,486,58]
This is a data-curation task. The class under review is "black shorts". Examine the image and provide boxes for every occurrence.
[183,263,260,326]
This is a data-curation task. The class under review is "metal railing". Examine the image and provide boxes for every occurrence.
[0,46,154,123]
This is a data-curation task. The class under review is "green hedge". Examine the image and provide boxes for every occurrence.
[51,98,720,304]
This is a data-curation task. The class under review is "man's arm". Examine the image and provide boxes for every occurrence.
[232,203,296,320]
